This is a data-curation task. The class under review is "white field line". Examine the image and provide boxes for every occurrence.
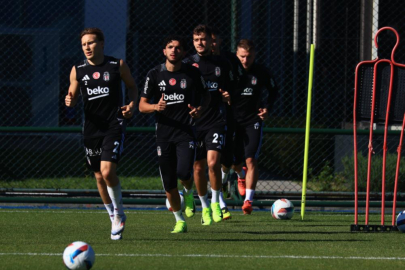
[0,252,404,260]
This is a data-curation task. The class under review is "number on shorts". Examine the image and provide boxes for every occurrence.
[212,133,224,145]
[113,141,120,153]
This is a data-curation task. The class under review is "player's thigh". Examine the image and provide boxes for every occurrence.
[244,122,263,159]
[157,141,177,191]
[100,134,125,164]
[175,140,195,181]
[83,137,103,172]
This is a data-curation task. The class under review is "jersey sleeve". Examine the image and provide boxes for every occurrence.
[141,69,157,100]
[262,67,279,111]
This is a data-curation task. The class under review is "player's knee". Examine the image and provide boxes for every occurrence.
[246,157,257,168]
[194,161,205,174]
[207,159,220,172]
[100,168,114,181]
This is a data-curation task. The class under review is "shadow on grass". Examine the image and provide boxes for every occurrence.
[138,238,369,242]
[241,231,355,235]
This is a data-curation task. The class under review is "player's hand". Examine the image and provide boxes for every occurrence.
[121,104,134,119]
[65,92,74,107]
[258,108,268,120]
[188,104,200,118]
[219,89,231,105]
[155,93,167,112]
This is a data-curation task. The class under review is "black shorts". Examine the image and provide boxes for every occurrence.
[233,121,263,165]
[195,126,226,161]
[84,134,125,172]
[157,140,196,191]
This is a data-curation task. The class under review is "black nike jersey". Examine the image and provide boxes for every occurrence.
[233,63,278,126]
[183,54,234,131]
[75,56,125,138]
[141,63,207,142]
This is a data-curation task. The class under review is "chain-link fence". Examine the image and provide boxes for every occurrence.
[1,0,405,196]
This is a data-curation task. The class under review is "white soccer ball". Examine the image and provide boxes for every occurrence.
[271,199,294,220]
[63,241,95,270]
[166,191,185,212]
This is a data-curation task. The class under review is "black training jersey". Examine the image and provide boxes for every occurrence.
[141,63,207,142]
[183,54,234,131]
[75,56,125,138]
[233,63,278,126]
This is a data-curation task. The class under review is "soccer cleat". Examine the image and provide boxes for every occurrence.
[111,233,122,240]
[201,207,213,226]
[221,207,232,220]
[242,200,253,215]
[171,220,187,233]
[237,167,247,196]
[111,214,126,235]
[183,191,196,218]
[211,202,223,223]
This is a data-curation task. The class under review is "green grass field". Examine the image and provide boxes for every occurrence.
[1,207,404,270]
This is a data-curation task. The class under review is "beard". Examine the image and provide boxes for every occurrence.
[167,57,182,65]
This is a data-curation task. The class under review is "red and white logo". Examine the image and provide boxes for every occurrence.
[92,72,100,79]
[192,63,199,68]
[169,78,176,86]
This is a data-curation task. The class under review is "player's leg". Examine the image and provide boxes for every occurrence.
[177,140,196,219]
[241,121,263,215]
[193,130,212,224]
[84,138,118,238]
[158,141,187,233]
[194,159,212,225]
[205,127,226,223]
[100,134,126,235]
[94,171,114,222]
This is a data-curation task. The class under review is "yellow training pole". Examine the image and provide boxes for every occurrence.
[301,44,315,220]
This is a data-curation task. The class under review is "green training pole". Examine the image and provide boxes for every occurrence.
[301,44,315,220]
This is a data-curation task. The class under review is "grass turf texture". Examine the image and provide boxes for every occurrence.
[0,209,404,270]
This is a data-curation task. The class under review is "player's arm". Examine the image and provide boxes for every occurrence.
[120,60,138,118]
[139,95,166,113]
[65,66,80,107]
[139,70,166,113]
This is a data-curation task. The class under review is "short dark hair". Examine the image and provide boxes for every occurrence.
[193,24,212,37]
[80,28,105,42]
[162,35,186,50]
[236,39,255,52]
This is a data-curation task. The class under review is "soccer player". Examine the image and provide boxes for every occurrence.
[183,25,233,225]
[139,35,209,233]
[210,28,244,219]
[233,39,278,214]
[65,28,138,240]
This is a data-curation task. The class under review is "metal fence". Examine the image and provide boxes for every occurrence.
[1,0,405,195]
